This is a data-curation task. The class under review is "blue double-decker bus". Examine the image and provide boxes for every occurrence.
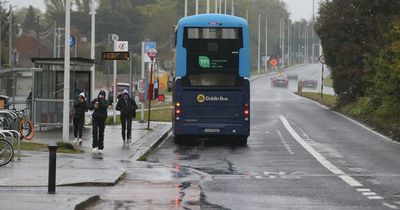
[173,14,250,145]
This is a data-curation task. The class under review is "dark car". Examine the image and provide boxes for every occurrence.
[300,78,318,89]
[271,76,289,88]
[108,83,130,105]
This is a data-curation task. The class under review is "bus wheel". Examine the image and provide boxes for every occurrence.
[235,136,248,146]
[174,135,185,145]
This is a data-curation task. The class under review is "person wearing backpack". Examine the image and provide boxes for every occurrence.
[73,92,88,145]
[116,89,137,147]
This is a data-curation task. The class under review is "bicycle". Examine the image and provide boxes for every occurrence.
[16,109,35,140]
[0,109,35,140]
[0,139,13,166]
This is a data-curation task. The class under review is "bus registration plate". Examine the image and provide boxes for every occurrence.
[204,128,220,133]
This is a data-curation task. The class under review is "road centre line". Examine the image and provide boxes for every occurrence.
[357,188,371,192]
[279,115,362,187]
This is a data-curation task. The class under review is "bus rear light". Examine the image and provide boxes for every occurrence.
[243,103,250,120]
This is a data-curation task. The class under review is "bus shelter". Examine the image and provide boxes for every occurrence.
[31,57,94,127]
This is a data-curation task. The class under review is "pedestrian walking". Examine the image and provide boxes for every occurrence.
[88,90,108,154]
[116,89,137,147]
[73,92,88,145]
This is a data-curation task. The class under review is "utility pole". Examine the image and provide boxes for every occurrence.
[245,9,248,20]
[53,22,57,58]
[231,0,234,16]
[224,0,227,14]
[8,5,12,67]
[184,0,188,16]
[282,19,285,69]
[36,16,40,57]
[264,16,268,72]
[287,20,290,67]
[195,0,199,14]
[304,25,308,64]
[0,8,2,72]
[90,0,96,100]
[215,0,218,13]
[257,12,261,74]
[63,0,71,142]
[219,0,222,13]
[207,0,210,13]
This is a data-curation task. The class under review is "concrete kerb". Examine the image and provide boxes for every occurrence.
[74,195,100,210]
[133,125,172,161]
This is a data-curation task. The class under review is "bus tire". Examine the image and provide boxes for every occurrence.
[235,136,248,146]
[174,135,185,145]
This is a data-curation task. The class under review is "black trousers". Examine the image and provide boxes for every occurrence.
[73,116,84,139]
[120,115,133,141]
[92,118,106,149]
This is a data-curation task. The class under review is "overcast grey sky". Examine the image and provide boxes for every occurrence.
[7,0,318,22]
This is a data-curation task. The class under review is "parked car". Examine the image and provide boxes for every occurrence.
[287,72,299,80]
[108,82,130,105]
[271,76,289,88]
[300,78,318,89]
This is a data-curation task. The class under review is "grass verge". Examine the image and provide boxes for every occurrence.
[298,92,337,108]
[12,141,84,154]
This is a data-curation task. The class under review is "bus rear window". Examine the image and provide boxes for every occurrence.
[187,28,239,39]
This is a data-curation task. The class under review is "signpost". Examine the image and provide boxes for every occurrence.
[141,42,157,122]
[319,55,325,98]
[270,58,278,67]
[146,48,157,130]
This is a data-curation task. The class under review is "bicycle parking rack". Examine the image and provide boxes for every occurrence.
[0,130,21,160]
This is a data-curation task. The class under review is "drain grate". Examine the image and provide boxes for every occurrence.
[0,176,64,187]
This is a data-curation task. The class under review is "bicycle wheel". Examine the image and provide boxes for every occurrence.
[0,140,13,166]
[0,115,12,130]
[19,119,35,140]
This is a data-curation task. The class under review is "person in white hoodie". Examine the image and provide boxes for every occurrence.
[116,89,137,146]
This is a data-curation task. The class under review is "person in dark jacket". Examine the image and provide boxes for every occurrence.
[73,92,88,145]
[88,90,108,154]
[116,89,137,146]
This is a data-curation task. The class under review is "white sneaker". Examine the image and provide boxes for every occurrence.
[92,147,98,154]
[73,138,78,144]
[98,149,103,154]
[78,139,83,145]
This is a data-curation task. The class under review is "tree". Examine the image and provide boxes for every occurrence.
[20,6,38,30]
[315,0,400,104]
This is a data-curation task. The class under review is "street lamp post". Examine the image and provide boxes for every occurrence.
[62,0,71,142]
[147,48,157,130]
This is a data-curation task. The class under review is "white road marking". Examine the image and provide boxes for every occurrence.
[338,175,363,187]
[251,172,258,176]
[255,176,262,179]
[277,130,294,155]
[367,196,384,200]
[280,115,363,189]
[382,203,399,209]
[362,192,377,196]
[357,188,371,192]
[265,131,270,134]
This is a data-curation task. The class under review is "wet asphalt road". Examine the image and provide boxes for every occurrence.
[148,64,400,209]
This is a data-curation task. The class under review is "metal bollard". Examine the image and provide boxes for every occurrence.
[48,144,58,194]
[297,81,303,94]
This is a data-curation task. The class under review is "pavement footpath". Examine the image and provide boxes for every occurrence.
[0,121,171,210]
